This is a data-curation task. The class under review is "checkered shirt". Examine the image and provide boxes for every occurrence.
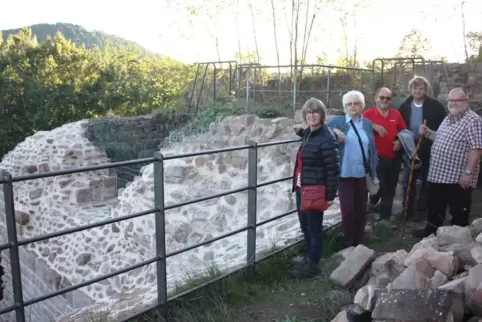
[428,109,482,188]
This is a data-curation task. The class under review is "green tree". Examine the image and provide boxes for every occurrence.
[467,31,482,61]
[0,27,194,159]
[396,29,433,58]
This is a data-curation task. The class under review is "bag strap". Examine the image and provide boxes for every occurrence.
[300,131,312,153]
[349,119,370,175]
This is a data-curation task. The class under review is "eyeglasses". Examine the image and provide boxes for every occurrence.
[448,99,467,103]
[379,96,392,101]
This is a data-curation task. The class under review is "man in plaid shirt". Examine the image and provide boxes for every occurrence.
[413,88,482,238]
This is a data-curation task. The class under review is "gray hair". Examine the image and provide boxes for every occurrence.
[448,87,469,98]
[301,98,327,124]
[408,75,430,90]
[342,90,366,112]
[375,87,392,98]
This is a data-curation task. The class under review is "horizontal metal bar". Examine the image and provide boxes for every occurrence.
[374,57,424,62]
[256,176,292,188]
[0,303,18,315]
[196,60,237,65]
[117,167,142,174]
[165,186,250,211]
[238,63,262,67]
[5,138,299,184]
[24,254,163,307]
[163,145,250,161]
[18,209,156,247]
[257,209,297,227]
[256,138,301,148]
[0,242,12,252]
[246,64,372,72]
[11,158,156,183]
[166,225,249,258]
[249,89,368,94]
[248,89,329,93]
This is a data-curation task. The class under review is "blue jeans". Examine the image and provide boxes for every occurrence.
[295,189,324,265]
[402,159,429,215]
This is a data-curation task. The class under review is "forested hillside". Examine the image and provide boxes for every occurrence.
[0,28,194,159]
[1,23,156,56]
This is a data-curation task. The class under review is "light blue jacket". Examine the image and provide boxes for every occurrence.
[327,115,378,179]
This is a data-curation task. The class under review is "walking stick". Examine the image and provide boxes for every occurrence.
[401,120,427,236]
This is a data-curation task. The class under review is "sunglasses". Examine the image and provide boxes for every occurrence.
[379,96,392,101]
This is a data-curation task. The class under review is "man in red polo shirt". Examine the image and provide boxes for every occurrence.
[363,87,407,222]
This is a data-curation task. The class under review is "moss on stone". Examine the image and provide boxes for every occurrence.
[85,114,174,188]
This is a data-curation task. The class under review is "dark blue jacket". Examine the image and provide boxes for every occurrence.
[292,125,340,201]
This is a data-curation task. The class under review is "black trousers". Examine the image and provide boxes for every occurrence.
[425,182,472,234]
[370,156,402,220]
[403,156,430,215]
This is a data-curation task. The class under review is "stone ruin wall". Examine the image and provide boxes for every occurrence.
[0,112,346,321]
[0,121,116,321]
[0,111,189,321]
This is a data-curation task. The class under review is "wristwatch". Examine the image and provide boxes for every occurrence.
[462,169,472,175]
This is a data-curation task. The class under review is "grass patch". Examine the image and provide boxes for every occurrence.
[161,95,298,149]
[128,226,346,322]
[161,96,237,148]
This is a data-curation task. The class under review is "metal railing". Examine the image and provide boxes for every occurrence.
[237,64,374,116]
[0,138,341,322]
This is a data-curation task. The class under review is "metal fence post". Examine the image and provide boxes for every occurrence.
[360,71,364,92]
[292,71,298,117]
[246,140,258,281]
[235,65,240,100]
[245,67,250,111]
[153,153,168,319]
[326,69,331,109]
[213,63,217,101]
[0,170,25,322]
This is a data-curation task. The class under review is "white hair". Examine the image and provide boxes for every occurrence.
[342,90,366,112]
[448,87,468,99]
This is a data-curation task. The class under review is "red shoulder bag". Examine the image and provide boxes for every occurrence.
[300,185,328,212]
[298,133,328,212]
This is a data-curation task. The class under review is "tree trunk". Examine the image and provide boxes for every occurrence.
[461,1,470,62]
[299,0,321,84]
[235,0,242,61]
[298,0,310,83]
[249,2,261,64]
[214,31,221,61]
[293,0,300,105]
[287,0,295,78]
[340,12,350,66]
[271,0,282,96]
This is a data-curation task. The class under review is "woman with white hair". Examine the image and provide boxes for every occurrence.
[327,90,378,247]
[291,97,340,278]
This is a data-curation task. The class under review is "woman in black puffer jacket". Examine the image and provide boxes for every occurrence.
[292,98,340,279]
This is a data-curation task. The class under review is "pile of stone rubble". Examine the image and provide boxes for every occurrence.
[329,219,482,322]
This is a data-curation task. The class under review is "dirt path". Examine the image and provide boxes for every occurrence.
[231,188,482,322]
